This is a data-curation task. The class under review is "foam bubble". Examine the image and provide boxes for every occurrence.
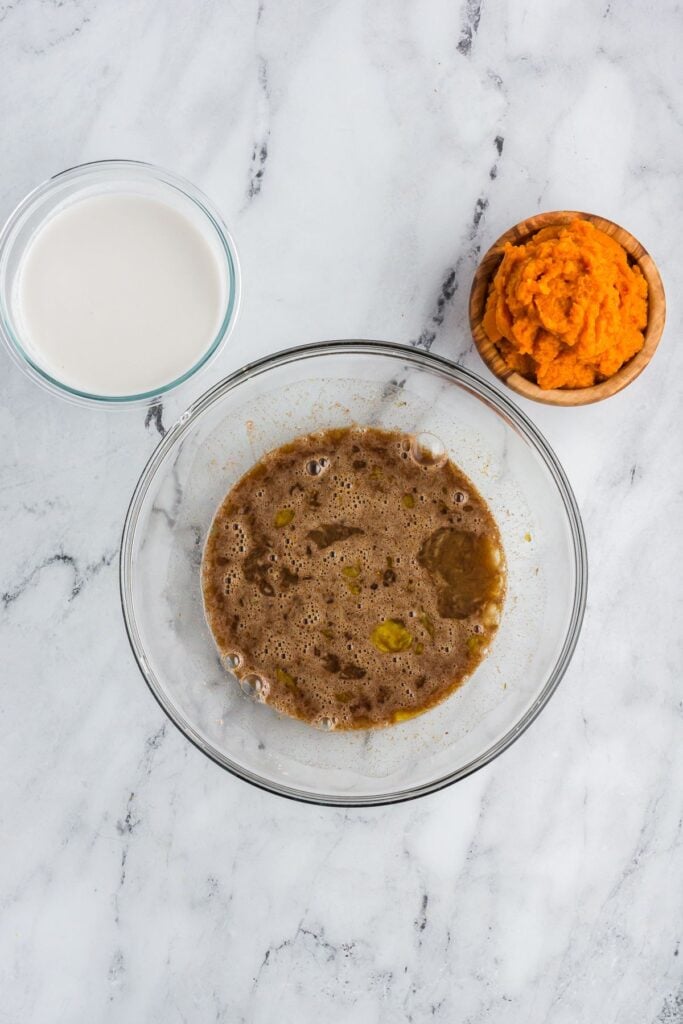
[306,457,330,476]
[240,674,269,701]
[410,432,447,468]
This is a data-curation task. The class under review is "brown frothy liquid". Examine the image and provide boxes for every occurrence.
[202,427,506,729]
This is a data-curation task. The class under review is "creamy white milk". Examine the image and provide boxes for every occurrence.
[15,193,227,396]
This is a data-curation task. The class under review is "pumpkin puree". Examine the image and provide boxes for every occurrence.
[483,219,648,389]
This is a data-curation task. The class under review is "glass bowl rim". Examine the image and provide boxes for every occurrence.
[119,339,588,807]
[0,159,241,406]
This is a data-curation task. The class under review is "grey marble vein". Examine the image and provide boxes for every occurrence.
[3,547,117,608]
[144,402,166,438]
[247,57,270,201]
[457,0,483,57]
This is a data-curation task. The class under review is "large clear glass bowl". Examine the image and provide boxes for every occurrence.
[120,341,587,806]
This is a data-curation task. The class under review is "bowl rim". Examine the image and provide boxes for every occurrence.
[469,210,666,406]
[119,339,588,806]
[0,159,241,406]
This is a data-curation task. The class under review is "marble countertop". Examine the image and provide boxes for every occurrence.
[2,1,682,1021]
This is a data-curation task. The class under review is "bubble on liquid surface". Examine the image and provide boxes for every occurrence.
[222,652,242,671]
[316,716,338,731]
[240,674,269,701]
[410,432,447,468]
[306,456,330,476]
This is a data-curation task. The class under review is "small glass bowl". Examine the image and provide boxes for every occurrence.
[120,341,587,807]
[0,160,241,406]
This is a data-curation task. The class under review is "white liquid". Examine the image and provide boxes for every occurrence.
[16,193,227,396]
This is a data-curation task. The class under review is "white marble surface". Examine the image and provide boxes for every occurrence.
[1,1,682,1020]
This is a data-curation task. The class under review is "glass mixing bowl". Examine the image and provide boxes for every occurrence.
[120,341,587,806]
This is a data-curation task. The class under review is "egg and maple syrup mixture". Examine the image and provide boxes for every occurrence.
[202,427,505,729]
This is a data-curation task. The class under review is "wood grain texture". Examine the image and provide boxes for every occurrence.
[469,211,666,406]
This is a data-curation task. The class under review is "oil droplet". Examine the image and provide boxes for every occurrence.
[393,707,424,723]
[482,602,501,627]
[467,635,482,655]
[274,508,295,528]
[275,667,297,689]
[419,612,435,638]
[342,564,361,579]
[371,619,413,653]
[402,493,415,509]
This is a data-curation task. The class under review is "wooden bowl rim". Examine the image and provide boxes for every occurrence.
[469,210,666,407]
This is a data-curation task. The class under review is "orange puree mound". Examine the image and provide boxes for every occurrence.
[483,219,648,389]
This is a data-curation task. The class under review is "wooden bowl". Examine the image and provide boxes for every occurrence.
[469,211,666,406]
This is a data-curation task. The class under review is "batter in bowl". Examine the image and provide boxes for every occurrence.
[202,426,505,729]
